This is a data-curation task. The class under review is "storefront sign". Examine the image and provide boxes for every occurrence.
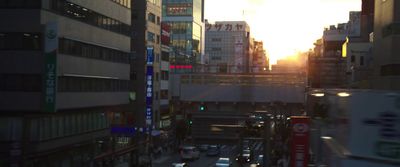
[146,47,154,126]
[161,23,171,45]
[290,116,310,167]
[43,22,58,112]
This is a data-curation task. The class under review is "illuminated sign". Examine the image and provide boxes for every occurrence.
[166,3,192,16]
[147,47,154,65]
[206,22,245,31]
[44,22,58,112]
[169,65,193,69]
[161,23,171,45]
[290,116,310,167]
[146,65,153,126]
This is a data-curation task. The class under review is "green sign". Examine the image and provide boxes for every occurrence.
[43,22,58,112]
[375,141,400,159]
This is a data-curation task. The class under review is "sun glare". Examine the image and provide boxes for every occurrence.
[205,0,361,64]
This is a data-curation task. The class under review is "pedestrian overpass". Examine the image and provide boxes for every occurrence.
[170,72,307,143]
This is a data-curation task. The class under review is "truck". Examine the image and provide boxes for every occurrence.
[307,89,400,167]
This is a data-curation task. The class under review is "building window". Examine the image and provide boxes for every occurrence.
[0,0,41,8]
[211,47,222,51]
[59,38,130,64]
[156,16,160,25]
[110,0,131,8]
[58,76,130,92]
[50,0,131,36]
[161,51,169,61]
[160,90,168,99]
[211,38,221,42]
[161,71,169,80]
[148,13,156,23]
[350,55,355,63]
[0,33,42,50]
[147,32,155,42]
[360,56,364,66]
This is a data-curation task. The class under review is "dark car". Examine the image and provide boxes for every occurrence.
[198,144,209,152]
[235,149,252,163]
[206,145,220,156]
[255,155,263,167]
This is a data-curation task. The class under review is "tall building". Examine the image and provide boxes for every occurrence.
[252,41,269,72]
[371,0,400,89]
[0,0,133,166]
[162,0,205,71]
[308,24,347,88]
[131,0,164,131]
[205,21,252,73]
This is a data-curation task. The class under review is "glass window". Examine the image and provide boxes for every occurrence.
[148,13,156,23]
[147,32,155,42]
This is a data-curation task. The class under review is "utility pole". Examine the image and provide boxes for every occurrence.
[263,115,271,167]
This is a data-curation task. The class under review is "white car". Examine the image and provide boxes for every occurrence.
[180,146,200,160]
[215,157,232,167]
[172,162,189,167]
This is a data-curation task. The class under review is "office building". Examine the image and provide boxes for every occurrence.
[371,0,400,90]
[162,0,205,71]
[205,21,252,73]
[0,0,133,166]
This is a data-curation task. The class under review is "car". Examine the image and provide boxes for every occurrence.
[180,146,200,161]
[172,162,189,167]
[215,157,232,167]
[255,155,263,167]
[198,144,209,152]
[206,145,220,156]
[236,149,252,163]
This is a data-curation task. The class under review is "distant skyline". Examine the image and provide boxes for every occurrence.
[205,0,361,64]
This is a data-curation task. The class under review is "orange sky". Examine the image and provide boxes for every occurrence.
[205,0,361,64]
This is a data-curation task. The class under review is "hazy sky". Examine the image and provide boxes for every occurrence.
[205,0,361,64]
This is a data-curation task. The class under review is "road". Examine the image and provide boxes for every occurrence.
[153,140,265,167]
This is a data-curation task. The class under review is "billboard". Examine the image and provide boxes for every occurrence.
[43,22,58,112]
[290,116,311,167]
[166,3,192,16]
[206,21,246,32]
[146,47,154,126]
[161,23,171,45]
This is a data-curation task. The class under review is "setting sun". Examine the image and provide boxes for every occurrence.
[205,0,361,64]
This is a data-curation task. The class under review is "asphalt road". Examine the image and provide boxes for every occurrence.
[153,141,265,167]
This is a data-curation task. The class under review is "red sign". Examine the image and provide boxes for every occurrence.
[290,116,310,167]
[161,23,170,45]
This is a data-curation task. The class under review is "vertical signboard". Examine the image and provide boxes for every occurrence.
[146,47,154,126]
[43,22,58,112]
[161,23,171,45]
[290,116,310,167]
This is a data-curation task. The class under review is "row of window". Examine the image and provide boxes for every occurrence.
[29,112,109,141]
[0,33,42,50]
[59,38,130,64]
[58,77,130,92]
[161,71,169,80]
[147,13,161,25]
[0,0,41,8]
[110,0,131,8]
[0,74,41,92]
[50,0,131,36]
[382,23,400,38]
[147,32,160,44]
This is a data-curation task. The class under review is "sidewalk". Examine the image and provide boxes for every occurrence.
[151,148,176,164]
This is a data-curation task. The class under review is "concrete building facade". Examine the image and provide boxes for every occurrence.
[205,21,252,73]
[0,0,134,166]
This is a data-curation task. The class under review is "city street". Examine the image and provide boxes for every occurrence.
[153,141,265,167]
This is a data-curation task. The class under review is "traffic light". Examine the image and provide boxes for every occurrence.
[199,105,206,111]
[187,113,192,125]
